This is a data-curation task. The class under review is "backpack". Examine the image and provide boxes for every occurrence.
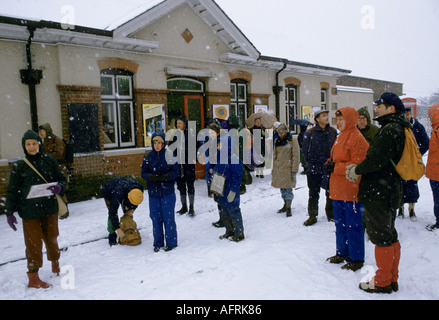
[391,127,425,181]
[119,215,142,246]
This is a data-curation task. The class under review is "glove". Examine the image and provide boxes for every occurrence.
[346,164,360,182]
[325,161,335,173]
[7,215,18,231]
[227,191,236,203]
[47,184,61,195]
[157,174,170,182]
[148,174,160,182]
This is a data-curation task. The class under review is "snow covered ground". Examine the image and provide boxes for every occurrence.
[1,162,438,300]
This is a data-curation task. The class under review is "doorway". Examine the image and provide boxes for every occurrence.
[167,78,206,179]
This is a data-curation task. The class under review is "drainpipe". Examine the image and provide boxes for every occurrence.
[273,60,288,120]
[20,26,43,132]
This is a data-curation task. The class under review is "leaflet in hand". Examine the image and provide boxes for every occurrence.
[27,182,58,199]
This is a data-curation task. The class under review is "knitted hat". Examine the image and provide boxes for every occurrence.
[277,123,288,134]
[128,189,144,206]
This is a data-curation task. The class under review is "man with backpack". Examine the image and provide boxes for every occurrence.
[346,92,411,294]
[38,123,74,219]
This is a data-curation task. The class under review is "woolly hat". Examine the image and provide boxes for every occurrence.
[277,123,288,134]
[128,189,144,206]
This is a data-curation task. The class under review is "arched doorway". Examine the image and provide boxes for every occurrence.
[167,77,206,179]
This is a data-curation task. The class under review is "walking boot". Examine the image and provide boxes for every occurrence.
[391,241,401,292]
[277,200,287,213]
[177,195,188,214]
[397,206,404,219]
[177,204,188,215]
[188,194,195,216]
[188,204,195,217]
[285,200,292,217]
[27,271,51,289]
[409,203,417,222]
[52,261,60,276]
[359,245,394,294]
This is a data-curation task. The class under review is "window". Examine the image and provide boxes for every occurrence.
[100,69,135,148]
[230,80,248,127]
[285,85,298,133]
[321,89,327,110]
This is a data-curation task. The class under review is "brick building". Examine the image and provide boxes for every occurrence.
[0,0,403,211]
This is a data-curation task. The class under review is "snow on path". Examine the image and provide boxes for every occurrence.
[1,168,438,300]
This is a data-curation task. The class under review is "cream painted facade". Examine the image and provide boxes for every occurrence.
[0,1,353,160]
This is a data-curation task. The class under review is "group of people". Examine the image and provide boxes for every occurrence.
[4,91,439,294]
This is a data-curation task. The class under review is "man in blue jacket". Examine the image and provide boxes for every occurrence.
[302,110,337,226]
[142,132,180,252]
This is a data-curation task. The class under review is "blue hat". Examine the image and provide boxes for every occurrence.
[374,92,405,113]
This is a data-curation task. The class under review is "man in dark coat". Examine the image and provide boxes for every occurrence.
[346,92,410,294]
[102,177,144,246]
[301,110,337,226]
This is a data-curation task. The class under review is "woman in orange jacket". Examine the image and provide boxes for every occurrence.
[426,104,439,231]
[327,107,369,271]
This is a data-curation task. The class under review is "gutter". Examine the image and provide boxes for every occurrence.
[273,59,288,120]
[20,26,43,132]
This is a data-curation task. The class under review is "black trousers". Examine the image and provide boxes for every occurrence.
[306,174,333,220]
[363,200,398,247]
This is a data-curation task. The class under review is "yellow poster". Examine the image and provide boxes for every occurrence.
[302,106,313,124]
[143,104,165,147]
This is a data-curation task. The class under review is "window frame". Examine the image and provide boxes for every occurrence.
[230,80,248,127]
[100,69,135,149]
[285,85,298,134]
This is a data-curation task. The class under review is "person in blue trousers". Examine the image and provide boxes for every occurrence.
[142,132,179,252]
[213,137,245,242]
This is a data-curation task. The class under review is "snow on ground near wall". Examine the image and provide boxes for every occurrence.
[0,167,438,300]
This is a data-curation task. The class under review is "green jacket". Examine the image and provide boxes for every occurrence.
[5,130,67,220]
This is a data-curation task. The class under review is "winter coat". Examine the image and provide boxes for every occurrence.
[355,112,410,209]
[102,177,144,231]
[357,107,379,143]
[409,117,429,156]
[5,130,67,220]
[212,138,243,206]
[141,132,179,199]
[39,123,66,163]
[302,124,337,175]
[329,107,369,202]
[271,132,300,189]
[426,104,439,181]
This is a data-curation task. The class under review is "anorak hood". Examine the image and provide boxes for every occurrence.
[429,104,439,129]
[338,106,359,131]
[22,129,43,157]
[38,123,54,138]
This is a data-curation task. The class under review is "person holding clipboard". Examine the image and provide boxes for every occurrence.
[4,129,67,289]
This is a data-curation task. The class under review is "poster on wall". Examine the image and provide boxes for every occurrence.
[254,105,268,113]
[213,104,229,120]
[302,106,313,124]
[143,104,165,147]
